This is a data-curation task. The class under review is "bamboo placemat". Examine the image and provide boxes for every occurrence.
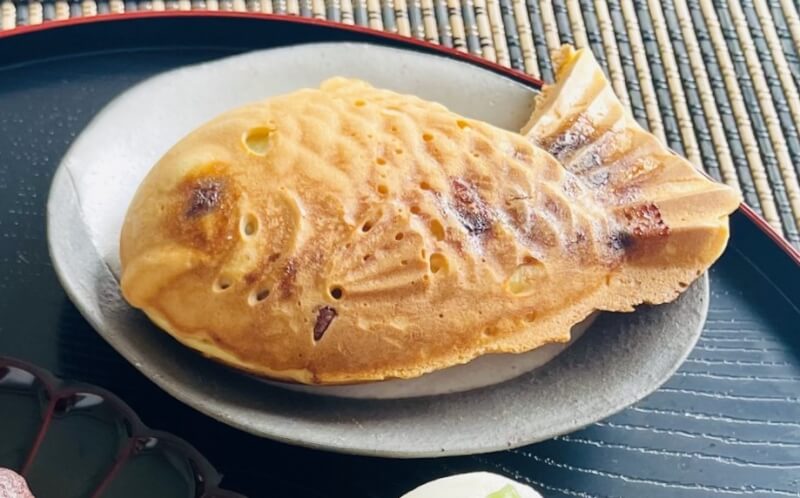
[3,0,800,247]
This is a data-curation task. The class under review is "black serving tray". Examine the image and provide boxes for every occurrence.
[1,13,799,498]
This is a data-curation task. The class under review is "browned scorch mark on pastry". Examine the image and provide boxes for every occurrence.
[313,306,337,341]
[609,230,635,252]
[623,203,669,239]
[609,203,669,253]
[185,178,224,218]
[450,178,492,236]
[171,174,240,253]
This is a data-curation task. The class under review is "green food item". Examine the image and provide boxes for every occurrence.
[487,484,522,498]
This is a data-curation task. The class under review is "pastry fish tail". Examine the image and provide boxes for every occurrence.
[522,45,742,307]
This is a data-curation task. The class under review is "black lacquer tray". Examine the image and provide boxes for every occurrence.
[1,13,799,498]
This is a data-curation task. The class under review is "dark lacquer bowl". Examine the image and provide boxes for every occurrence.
[0,356,245,498]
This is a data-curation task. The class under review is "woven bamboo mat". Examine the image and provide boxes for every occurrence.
[3,0,800,247]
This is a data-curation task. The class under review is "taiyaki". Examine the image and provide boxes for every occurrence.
[120,46,741,384]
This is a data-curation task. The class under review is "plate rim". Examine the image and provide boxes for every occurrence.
[43,26,714,458]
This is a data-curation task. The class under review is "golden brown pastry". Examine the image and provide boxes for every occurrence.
[120,46,741,384]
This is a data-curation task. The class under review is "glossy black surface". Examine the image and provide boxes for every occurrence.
[0,16,798,498]
[0,358,245,498]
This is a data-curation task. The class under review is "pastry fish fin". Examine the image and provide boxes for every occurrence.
[523,45,741,305]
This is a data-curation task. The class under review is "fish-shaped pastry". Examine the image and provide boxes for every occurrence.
[120,46,741,384]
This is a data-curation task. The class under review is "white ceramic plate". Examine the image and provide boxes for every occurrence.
[48,41,709,457]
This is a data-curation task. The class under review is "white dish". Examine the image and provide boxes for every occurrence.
[401,472,542,498]
[48,41,708,456]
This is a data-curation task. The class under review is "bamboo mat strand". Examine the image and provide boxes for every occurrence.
[636,0,695,161]
[366,0,381,29]
[608,0,652,130]
[484,0,508,64]
[578,2,612,74]
[647,0,703,163]
[620,0,666,142]
[472,0,495,60]
[519,0,542,78]
[592,0,632,109]
[498,0,524,70]
[406,0,421,36]
[535,0,559,78]
[446,0,467,51]
[433,0,450,45]
[550,1,573,45]
[460,0,480,54]
[3,0,800,247]
[770,1,800,83]
[564,0,588,48]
